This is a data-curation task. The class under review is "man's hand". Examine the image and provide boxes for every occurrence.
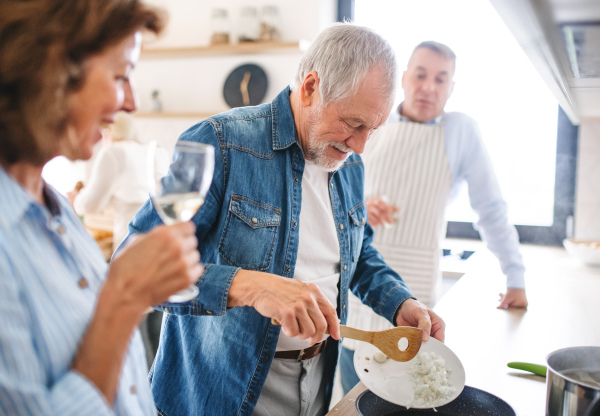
[394,298,445,342]
[498,288,528,309]
[228,270,340,345]
[366,197,399,226]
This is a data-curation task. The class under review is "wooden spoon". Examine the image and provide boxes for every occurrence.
[271,319,423,362]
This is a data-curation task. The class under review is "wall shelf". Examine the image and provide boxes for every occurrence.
[140,41,304,59]
[135,112,216,119]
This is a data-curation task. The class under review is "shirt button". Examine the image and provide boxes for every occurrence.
[342,303,346,309]
[294,177,299,183]
[343,265,347,270]
[251,217,258,224]
[130,385,137,395]
[77,277,88,289]
[330,183,333,188]
[57,225,66,235]
[165,308,170,314]
[206,310,214,315]
[293,221,297,227]
[285,267,291,273]
[248,394,255,401]
[339,224,344,230]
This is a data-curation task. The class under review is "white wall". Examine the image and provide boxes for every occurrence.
[50,0,600,244]
[574,120,600,240]
[43,0,336,193]
[143,0,334,49]
[134,0,336,151]
[135,54,303,115]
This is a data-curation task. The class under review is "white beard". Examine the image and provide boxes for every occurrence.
[305,108,353,172]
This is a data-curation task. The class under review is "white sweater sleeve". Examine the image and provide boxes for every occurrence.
[74,145,120,215]
[445,113,526,289]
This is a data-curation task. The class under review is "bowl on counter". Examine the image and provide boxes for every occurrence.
[563,238,600,267]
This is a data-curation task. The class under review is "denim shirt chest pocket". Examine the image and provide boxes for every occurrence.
[348,201,367,263]
[219,195,281,271]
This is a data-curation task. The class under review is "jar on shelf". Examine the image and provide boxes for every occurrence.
[210,8,230,45]
[238,6,260,43]
[151,89,162,112]
[260,5,281,42]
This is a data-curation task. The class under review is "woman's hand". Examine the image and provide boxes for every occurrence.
[106,221,203,314]
[73,221,202,404]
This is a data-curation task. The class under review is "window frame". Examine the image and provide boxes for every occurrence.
[340,0,579,246]
[337,0,354,21]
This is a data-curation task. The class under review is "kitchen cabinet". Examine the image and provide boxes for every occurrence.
[488,0,600,124]
[327,243,600,415]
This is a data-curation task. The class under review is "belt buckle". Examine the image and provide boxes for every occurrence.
[297,348,305,362]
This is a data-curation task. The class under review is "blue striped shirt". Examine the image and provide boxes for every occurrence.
[0,166,156,416]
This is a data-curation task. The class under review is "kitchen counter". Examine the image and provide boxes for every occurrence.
[327,242,600,415]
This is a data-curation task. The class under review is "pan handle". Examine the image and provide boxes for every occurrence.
[583,396,600,416]
[507,362,547,377]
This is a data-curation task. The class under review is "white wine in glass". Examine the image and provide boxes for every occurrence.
[151,192,205,225]
[148,140,215,302]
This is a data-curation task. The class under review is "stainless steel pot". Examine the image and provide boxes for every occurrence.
[546,346,600,416]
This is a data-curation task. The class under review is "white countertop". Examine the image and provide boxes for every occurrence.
[327,241,600,415]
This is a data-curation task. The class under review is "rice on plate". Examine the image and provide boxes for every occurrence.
[406,351,456,408]
[353,337,465,409]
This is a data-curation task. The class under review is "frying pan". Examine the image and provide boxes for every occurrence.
[355,386,516,416]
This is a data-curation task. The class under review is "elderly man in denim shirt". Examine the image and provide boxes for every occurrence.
[127,23,446,416]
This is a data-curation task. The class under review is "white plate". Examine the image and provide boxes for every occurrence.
[353,337,465,408]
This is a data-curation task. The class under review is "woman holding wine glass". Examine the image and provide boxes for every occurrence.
[0,1,202,414]
[145,139,214,302]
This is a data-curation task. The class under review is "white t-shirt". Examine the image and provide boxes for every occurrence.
[276,160,340,351]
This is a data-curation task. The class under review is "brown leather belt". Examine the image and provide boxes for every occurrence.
[274,339,328,361]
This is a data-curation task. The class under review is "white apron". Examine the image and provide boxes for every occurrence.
[346,120,452,350]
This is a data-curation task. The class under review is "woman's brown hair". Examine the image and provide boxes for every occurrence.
[0,0,165,166]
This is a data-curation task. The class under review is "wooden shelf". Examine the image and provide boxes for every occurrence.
[140,41,303,59]
[135,112,216,119]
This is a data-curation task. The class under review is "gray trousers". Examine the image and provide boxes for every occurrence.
[252,353,328,416]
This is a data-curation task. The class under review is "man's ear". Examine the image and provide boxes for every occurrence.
[299,71,319,107]
[447,80,455,98]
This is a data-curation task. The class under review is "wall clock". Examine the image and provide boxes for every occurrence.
[223,63,268,108]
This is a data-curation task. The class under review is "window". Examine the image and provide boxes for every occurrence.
[339,0,577,245]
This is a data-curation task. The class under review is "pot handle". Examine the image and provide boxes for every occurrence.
[583,396,600,416]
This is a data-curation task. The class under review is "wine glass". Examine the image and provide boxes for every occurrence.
[147,140,215,302]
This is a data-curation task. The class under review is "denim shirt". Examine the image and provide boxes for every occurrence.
[127,87,414,416]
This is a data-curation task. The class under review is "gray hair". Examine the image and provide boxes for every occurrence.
[410,41,456,66]
[292,22,397,107]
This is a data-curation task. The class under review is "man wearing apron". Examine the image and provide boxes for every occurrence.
[340,41,529,393]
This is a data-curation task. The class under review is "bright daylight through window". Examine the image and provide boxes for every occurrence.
[355,0,559,226]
